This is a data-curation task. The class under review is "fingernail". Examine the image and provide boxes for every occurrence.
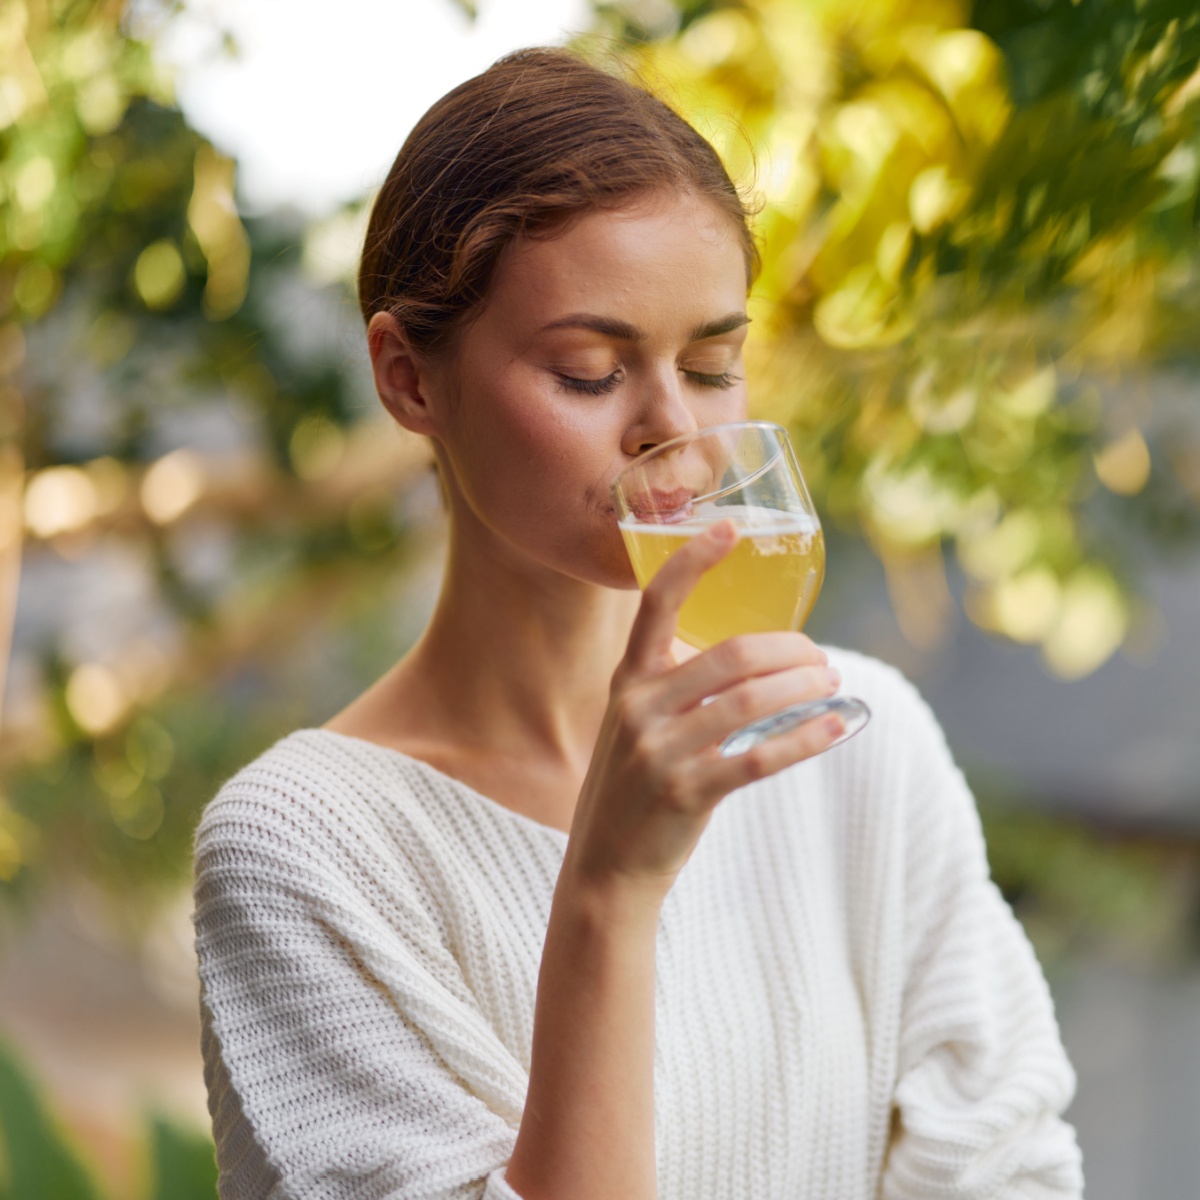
[823,714,846,739]
[711,520,736,543]
[826,668,841,690]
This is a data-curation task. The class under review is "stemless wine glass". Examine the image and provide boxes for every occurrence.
[611,420,870,757]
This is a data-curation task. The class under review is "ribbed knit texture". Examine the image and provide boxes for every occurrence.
[193,648,1083,1200]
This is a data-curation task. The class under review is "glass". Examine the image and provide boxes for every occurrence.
[611,420,870,757]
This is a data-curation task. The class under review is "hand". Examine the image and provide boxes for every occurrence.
[564,521,843,903]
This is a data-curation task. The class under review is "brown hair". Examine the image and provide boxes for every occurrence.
[358,47,758,354]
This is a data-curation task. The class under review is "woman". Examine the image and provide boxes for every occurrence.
[193,48,1083,1200]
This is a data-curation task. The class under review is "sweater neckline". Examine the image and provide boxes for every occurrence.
[297,727,572,847]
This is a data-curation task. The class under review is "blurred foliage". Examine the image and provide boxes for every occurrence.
[981,799,1200,968]
[0,2,1192,1191]
[0,0,1196,938]
[0,1039,99,1200]
[145,1118,218,1200]
[591,0,1200,681]
[0,0,425,906]
[0,1039,216,1199]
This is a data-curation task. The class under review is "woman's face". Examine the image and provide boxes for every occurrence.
[419,189,751,588]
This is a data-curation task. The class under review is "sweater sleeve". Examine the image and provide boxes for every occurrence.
[193,773,529,1200]
[877,679,1084,1200]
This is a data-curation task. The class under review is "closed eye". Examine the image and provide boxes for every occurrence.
[557,370,621,396]
[556,367,740,394]
[684,369,741,389]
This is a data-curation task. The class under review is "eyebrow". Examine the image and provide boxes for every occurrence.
[689,312,751,342]
[538,312,750,343]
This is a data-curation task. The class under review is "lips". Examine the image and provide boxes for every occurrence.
[628,487,695,523]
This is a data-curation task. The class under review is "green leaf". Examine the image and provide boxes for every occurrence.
[0,1041,101,1200]
[148,1118,217,1200]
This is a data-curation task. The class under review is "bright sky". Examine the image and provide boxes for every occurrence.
[158,0,592,215]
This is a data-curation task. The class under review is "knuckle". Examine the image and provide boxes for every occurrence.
[657,770,694,814]
[793,715,838,758]
[611,686,646,730]
[729,683,761,724]
[627,738,658,780]
[738,744,773,780]
[715,636,755,675]
[610,662,634,692]
[639,586,670,617]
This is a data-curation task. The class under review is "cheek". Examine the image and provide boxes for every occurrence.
[491,374,615,467]
[717,388,749,422]
[687,387,749,436]
[451,382,592,512]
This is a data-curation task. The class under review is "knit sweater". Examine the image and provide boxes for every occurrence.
[193,647,1084,1200]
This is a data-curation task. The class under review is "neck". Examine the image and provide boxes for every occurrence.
[400,520,640,774]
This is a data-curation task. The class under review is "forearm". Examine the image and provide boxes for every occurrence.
[504,530,839,1199]
[505,863,663,1200]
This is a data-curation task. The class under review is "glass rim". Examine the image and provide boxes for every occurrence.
[610,420,794,516]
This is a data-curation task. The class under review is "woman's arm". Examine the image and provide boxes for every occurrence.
[196,524,841,1200]
[506,522,844,1200]
[877,676,1083,1200]
[505,873,661,1199]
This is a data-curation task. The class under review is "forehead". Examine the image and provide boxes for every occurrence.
[481,192,750,337]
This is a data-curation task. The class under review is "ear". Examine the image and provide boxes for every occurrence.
[367,312,442,437]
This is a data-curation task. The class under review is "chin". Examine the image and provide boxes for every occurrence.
[567,517,640,590]
[561,542,640,591]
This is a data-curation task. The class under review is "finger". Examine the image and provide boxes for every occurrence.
[698,708,847,799]
[655,632,829,715]
[664,663,839,756]
[622,521,737,670]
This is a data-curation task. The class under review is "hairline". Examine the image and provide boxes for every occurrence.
[400,186,756,363]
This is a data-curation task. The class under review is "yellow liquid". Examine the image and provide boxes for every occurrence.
[619,507,825,649]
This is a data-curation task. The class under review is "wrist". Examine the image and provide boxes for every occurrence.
[553,852,666,942]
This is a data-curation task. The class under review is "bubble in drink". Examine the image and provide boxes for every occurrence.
[619,505,825,649]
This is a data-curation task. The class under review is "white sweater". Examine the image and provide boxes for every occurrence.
[193,648,1083,1200]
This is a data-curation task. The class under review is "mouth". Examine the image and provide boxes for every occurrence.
[630,488,696,523]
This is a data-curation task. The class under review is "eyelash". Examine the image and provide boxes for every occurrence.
[687,370,741,390]
[556,369,741,395]
[558,372,622,396]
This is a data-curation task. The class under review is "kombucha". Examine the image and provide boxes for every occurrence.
[619,505,825,649]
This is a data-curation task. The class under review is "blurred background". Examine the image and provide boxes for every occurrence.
[1,0,1197,1196]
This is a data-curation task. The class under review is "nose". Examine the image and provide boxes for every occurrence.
[620,367,699,459]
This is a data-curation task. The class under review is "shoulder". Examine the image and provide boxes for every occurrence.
[816,647,986,880]
[821,644,927,708]
[804,646,978,868]
[192,731,491,978]
[820,645,950,763]
[193,729,562,929]
[193,730,464,905]
[197,729,393,856]
[726,646,961,848]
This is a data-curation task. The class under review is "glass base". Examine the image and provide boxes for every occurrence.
[719,695,872,758]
